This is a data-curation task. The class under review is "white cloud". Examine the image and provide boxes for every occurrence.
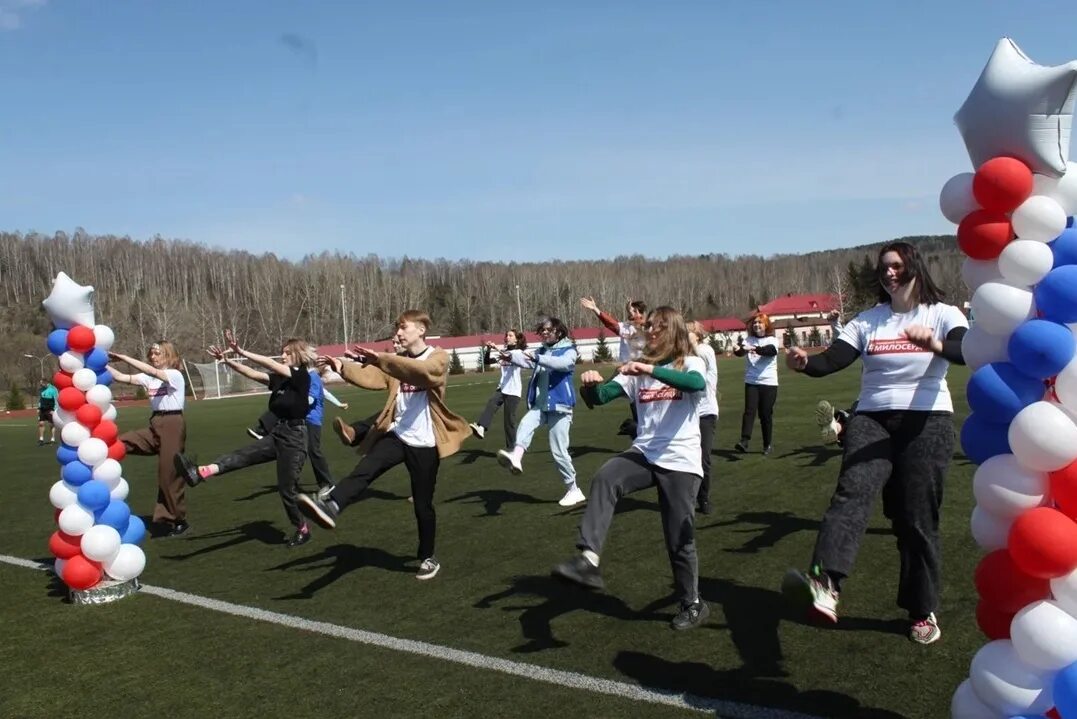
[0,0,45,31]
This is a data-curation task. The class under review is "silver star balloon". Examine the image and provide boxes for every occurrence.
[42,272,95,328]
[955,37,1077,178]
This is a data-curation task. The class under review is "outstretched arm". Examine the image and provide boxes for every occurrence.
[373,350,449,388]
[322,386,348,408]
[320,356,389,391]
[108,352,169,383]
[224,329,291,378]
[535,347,578,371]
[209,344,270,385]
[578,370,627,408]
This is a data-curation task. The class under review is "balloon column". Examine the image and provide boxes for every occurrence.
[42,272,145,601]
[946,39,1077,719]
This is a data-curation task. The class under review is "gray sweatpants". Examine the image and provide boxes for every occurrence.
[577,449,702,606]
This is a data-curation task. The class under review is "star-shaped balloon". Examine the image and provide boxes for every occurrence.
[42,272,95,328]
[955,37,1077,178]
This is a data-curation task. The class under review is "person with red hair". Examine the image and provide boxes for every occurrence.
[733,314,780,455]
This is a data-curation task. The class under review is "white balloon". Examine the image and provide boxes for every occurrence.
[48,480,79,509]
[109,478,129,501]
[80,525,121,563]
[1009,401,1077,472]
[961,258,1004,292]
[71,368,97,392]
[91,458,122,483]
[58,351,84,373]
[962,326,1011,373]
[940,172,981,224]
[85,384,112,409]
[60,421,90,447]
[58,503,95,536]
[52,406,73,428]
[103,544,145,582]
[76,438,109,468]
[53,558,66,577]
[951,678,1006,719]
[1051,567,1077,617]
[1012,600,1077,670]
[1012,195,1068,242]
[1056,162,1077,214]
[997,239,1056,286]
[1056,355,1077,412]
[42,272,96,328]
[93,324,114,351]
[973,454,1048,518]
[971,282,1035,336]
[971,505,1014,552]
[969,640,1054,716]
[102,404,117,422]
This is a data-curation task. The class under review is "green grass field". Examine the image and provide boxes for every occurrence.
[0,359,982,719]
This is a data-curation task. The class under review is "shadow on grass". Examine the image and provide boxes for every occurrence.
[776,444,844,467]
[569,445,618,459]
[268,544,413,599]
[699,511,889,554]
[713,448,745,463]
[232,484,279,502]
[444,489,547,517]
[474,574,663,653]
[159,520,287,559]
[455,448,499,465]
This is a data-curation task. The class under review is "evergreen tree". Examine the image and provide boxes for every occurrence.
[5,382,25,411]
[449,349,465,375]
[593,332,613,363]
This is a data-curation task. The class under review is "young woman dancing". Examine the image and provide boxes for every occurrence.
[733,314,780,455]
[686,321,719,515]
[469,328,526,449]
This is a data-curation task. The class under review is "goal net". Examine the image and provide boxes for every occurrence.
[185,358,272,401]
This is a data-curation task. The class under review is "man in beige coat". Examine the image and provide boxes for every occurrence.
[297,310,470,580]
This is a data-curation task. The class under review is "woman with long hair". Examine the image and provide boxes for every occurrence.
[107,341,189,537]
[554,307,710,630]
[469,328,527,449]
[173,331,315,548]
[781,241,968,645]
[686,321,718,515]
[733,313,780,455]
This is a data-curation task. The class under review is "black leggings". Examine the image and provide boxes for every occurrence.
[740,383,777,446]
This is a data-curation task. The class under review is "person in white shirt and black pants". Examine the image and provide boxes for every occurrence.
[782,241,968,645]
[469,328,526,449]
[686,322,719,515]
[733,314,780,455]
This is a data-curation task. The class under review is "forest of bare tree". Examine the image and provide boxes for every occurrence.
[0,229,966,391]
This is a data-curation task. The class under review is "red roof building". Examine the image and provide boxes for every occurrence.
[756,293,838,319]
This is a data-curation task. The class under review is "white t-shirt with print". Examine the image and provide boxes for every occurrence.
[743,336,779,386]
[694,343,719,418]
[135,369,185,412]
[613,355,704,476]
[617,321,645,362]
[497,362,522,397]
[390,347,436,448]
[839,302,968,413]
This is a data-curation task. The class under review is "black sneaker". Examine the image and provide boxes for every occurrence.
[287,527,312,548]
[552,554,604,590]
[697,499,712,515]
[37,439,45,447]
[734,441,749,453]
[671,600,710,630]
[174,453,202,487]
[166,521,190,537]
[296,493,338,529]
[763,445,773,456]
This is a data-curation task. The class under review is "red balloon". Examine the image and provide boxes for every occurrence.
[91,420,118,445]
[66,325,96,353]
[976,599,1014,640]
[53,371,73,390]
[62,553,102,590]
[1048,708,1061,719]
[107,441,126,462]
[1009,507,1077,578]
[975,549,1051,612]
[958,210,1013,260]
[1051,459,1077,521]
[973,156,1034,213]
[75,403,102,429]
[48,530,83,559]
[57,387,86,412]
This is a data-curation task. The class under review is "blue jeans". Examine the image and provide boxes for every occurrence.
[515,408,576,486]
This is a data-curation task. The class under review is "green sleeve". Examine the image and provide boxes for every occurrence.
[651,365,706,392]
[581,378,627,407]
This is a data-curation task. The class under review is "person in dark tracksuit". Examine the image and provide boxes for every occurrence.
[173,331,315,548]
[469,328,526,449]
[733,314,779,455]
[781,241,968,646]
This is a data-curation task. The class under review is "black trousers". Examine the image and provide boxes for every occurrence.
[812,411,954,618]
[258,411,333,489]
[330,433,440,560]
[740,383,778,446]
[215,420,308,528]
[475,391,521,449]
[697,414,717,503]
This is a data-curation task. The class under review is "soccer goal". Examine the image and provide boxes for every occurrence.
[184,358,273,401]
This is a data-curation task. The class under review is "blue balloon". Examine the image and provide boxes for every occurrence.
[1054,225,1077,268]
[121,516,146,545]
[95,369,113,387]
[55,444,79,465]
[46,328,69,356]
[95,500,131,531]
[967,362,1046,423]
[1054,659,1077,719]
[76,480,111,512]
[84,347,109,372]
[61,460,93,486]
[1035,266,1077,324]
[1008,319,1077,379]
[1070,215,1075,228]
[960,413,1012,465]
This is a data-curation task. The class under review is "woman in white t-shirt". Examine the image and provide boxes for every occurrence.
[686,322,719,515]
[733,314,780,455]
[108,341,189,537]
[553,306,710,631]
[782,242,969,646]
[469,329,526,449]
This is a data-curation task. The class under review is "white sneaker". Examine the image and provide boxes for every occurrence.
[317,484,334,501]
[497,449,523,475]
[558,486,586,507]
[821,419,841,445]
[469,423,486,439]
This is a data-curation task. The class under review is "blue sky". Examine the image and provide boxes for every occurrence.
[2,1,1077,262]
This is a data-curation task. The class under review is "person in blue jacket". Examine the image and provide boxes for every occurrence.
[496,316,583,507]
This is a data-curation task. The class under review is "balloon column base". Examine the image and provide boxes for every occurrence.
[69,577,140,605]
